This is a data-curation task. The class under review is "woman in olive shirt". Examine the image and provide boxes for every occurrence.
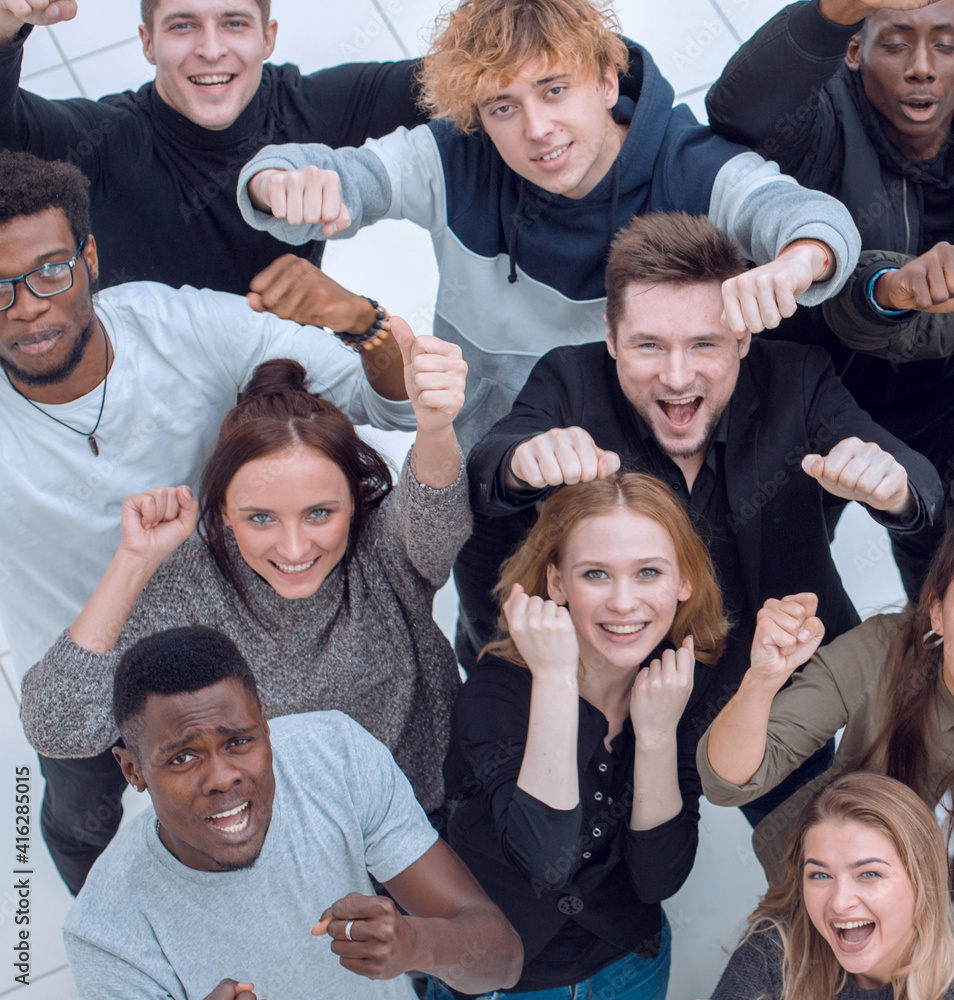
[699,527,954,884]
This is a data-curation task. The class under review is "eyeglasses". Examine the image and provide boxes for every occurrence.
[0,239,88,312]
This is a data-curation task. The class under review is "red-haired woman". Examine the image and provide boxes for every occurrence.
[22,321,468,820]
[431,473,728,999]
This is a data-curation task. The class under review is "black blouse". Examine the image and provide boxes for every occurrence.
[442,654,702,992]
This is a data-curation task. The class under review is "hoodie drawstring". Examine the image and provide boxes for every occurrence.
[507,161,620,284]
[508,177,527,284]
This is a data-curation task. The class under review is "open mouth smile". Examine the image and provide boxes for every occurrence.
[531,142,573,163]
[207,800,251,834]
[189,74,237,87]
[269,558,317,576]
[599,622,648,639]
[657,396,702,428]
[831,919,876,952]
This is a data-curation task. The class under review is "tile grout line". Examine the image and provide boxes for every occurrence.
[44,27,88,98]
[675,80,715,100]
[23,34,140,82]
[0,658,19,708]
[368,0,412,59]
[708,0,744,46]
[0,963,70,996]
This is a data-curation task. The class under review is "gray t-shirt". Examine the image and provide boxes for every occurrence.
[63,711,439,999]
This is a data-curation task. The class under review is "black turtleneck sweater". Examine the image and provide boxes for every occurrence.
[0,25,424,294]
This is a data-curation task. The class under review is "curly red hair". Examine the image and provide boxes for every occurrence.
[419,0,630,133]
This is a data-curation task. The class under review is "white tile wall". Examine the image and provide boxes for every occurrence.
[713,0,794,47]
[622,0,741,100]
[0,2,907,999]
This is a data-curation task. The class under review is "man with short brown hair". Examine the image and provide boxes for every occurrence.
[462,214,942,832]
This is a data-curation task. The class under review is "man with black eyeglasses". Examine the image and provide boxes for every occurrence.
[0,150,413,895]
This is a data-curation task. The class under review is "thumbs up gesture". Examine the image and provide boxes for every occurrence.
[391,317,467,435]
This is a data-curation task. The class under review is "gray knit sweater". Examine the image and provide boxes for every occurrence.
[20,460,471,812]
[711,925,954,1000]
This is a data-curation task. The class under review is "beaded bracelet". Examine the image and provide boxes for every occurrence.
[333,298,391,351]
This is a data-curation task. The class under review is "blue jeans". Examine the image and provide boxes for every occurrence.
[426,913,671,1000]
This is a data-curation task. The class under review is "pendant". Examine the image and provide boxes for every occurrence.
[88,434,99,457]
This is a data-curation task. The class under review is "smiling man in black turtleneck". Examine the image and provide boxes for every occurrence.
[0,0,425,334]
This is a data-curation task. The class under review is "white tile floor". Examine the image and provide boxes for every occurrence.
[0,2,909,998]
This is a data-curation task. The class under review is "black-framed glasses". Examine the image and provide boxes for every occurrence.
[0,239,88,312]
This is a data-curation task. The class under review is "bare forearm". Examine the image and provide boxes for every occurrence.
[631,737,682,831]
[0,13,24,44]
[705,676,778,786]
[68,551,156,653]
[409,427,462,489]
[405,905,523,993]
[516,675,580,809]
[360,330,408,402]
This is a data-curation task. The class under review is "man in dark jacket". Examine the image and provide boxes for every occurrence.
[462,213,942,822]
[0,0,425,335]
[706,0,954,595]
[825,241,954,364]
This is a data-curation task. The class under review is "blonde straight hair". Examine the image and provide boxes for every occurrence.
[741,772,954,1000]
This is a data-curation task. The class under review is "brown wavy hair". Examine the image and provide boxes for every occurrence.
[483,473,727,667]
[741,772,954,1000]
[857,526,954,879]
[199,359,391,613]
[419,0,630,133]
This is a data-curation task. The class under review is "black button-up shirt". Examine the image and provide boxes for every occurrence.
[623,403,753,736]
[442,655,701,992]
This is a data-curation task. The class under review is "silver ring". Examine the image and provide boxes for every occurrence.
[344,919,355,941]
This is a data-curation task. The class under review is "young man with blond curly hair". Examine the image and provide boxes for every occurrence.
[238,0,861,457]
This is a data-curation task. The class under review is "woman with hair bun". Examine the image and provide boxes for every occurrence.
[712,772,954,1000]
[432,473,728,1000]
[22,320,469,818]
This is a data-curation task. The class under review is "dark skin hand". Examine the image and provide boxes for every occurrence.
[875,241,954,312]
[247,254,407,401]
[315,893,421,981]
[202,979,261,1000]
[313,840,523,993]
[819,0,942,26]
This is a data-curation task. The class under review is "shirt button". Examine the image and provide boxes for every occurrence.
[671,482,681,491]
[582,851,592,859]
[598,763,608,773]
[592,827,603,838]
[557,895,584,915]
[594,791,603,801]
